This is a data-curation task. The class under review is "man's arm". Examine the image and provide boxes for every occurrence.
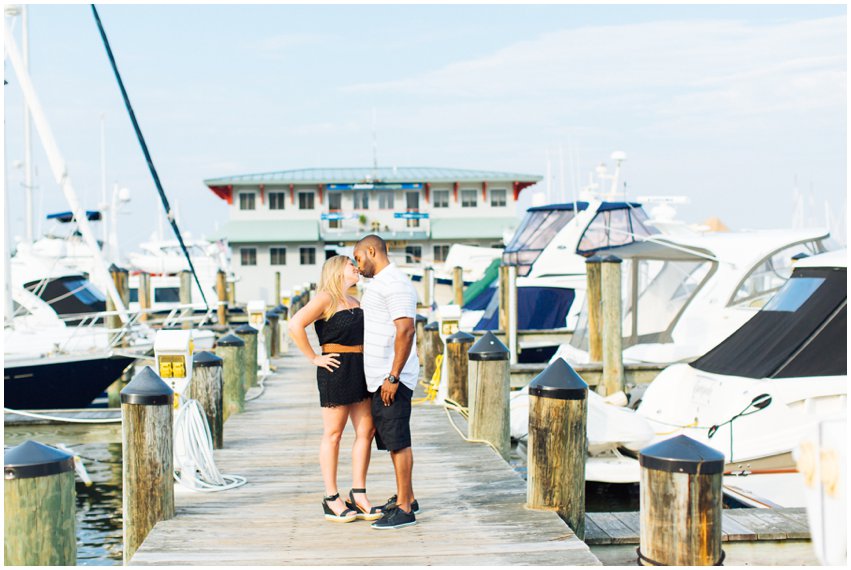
[380,316,415,405]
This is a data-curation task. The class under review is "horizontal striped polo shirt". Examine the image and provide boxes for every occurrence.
[361,263,420,392]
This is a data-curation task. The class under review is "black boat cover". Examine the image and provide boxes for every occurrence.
[692,266,847,379]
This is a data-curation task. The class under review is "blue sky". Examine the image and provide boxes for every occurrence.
[3,3,847,251]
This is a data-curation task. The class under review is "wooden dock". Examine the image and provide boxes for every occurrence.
[129,345,601,565]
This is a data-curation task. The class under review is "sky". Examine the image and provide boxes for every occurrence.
[3,3,847,254]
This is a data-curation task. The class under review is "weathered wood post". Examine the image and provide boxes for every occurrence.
[4,441,76,565]
[423,321,443,383]
[274,271,281,306]
[452,265,464,306]
[107,264,130,407]
[266,311,280,357]
[526,358,589,540]
[216,333,246,421]
[235,324,259,389]
[467,331,511,460]
[138,271,152,323]
[216,269,228,326]
[584,255,603,362]
[422,266,433,308]
[179,270,192,329]
[120,366,175,564]
[498,263,509,333]
[227,278,236,306]
[190,351,224,449]
[414,314,427,365]
[445,330,475,407]
[600,254,624,396]
[638,436,725,566]
[498,264,518,362]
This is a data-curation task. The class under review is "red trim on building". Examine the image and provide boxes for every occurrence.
[424,182,431,204]
[453,182,459,203]
[207,185,234,204]
[318,184,324,204]
[289,184,295,205]
[513,181,535,201]
[482,181,488,202]
[259,184,265,205]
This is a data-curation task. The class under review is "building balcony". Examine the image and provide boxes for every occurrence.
[319,210,430,242]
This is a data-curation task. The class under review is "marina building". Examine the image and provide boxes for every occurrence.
[206,167,542,303]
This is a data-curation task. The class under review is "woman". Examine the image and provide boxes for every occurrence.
[288,255,383,523]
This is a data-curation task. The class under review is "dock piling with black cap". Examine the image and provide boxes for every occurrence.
[415,314,427,363]
[235,324,259,389]
[638,435,725,566]
[4,440,77,565]
[216,269,228,325]
[445,330,475,406]
[585,255,603,362]
[266,310,280,357]
[600,254,624,396]
[120,366,175,564]
[467,331,511,460]
[216,333,246,420]
[423,321,443,382]
[526,357,588,540]
[190,351,224,449]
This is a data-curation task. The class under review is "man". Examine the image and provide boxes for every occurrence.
[353,234,420,530]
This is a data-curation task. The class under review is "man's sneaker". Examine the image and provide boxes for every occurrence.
[381,494,420,514]
[371,505,417,530]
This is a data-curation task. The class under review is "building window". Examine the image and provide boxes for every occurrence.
[300,247,316,265]
[298,192,315,210]
[239,192,256,210]
[433,190,449,208]
[490,189,507,207]
[378,191,395,209]
[405,245,422,264]
[270,247,286,265]
[269,192,286,210]
[461,189,477,208]
[354,192,369,210]
[433,245,450,262]
[240,248,257,266]
[491,242,503,249]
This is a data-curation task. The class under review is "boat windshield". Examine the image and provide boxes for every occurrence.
[23,276,107,319]
[502,205,583,276]
[576,204,658,254]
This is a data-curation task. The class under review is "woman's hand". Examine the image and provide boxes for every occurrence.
[312,353,341,372]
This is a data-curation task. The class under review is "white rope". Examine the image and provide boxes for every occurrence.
[172,398,247,492]
[245,371,270,402]
[3,407,122,424]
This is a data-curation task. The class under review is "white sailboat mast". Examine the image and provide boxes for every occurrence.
[5,20,128,322]
[21,5,34,243]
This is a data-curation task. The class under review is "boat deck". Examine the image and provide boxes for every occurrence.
[129,345,601,565]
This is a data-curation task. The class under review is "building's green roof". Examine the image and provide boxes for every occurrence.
[211,220,319,243]
[430,217,518,240]
[205,167,542,187]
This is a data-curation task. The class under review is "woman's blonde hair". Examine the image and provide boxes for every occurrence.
[317,255,351,321]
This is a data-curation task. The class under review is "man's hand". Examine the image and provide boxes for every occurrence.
[381,378,399,406]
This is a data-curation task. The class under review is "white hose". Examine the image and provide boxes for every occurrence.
[173,398,247,492]
[245,371,270,402]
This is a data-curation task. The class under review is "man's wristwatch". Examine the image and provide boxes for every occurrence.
[385,374,399,385]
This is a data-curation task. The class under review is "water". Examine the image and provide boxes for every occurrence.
[5,423,124,565]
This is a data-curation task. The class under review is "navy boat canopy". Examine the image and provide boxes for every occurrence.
[597,201,642,212]
[527,202,589,212]
[46,210,102,222]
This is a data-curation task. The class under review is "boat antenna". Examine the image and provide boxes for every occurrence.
[91,5,208,309]
[372,107,378,172]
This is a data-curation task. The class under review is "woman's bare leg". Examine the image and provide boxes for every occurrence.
[320,405,350,514]
[349,397,376,511]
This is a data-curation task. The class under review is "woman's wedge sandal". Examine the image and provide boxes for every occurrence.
[323,493,358,523]
[345,488,384,521]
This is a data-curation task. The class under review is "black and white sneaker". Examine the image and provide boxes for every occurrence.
[371,506,417,530]
[381,494,420,514]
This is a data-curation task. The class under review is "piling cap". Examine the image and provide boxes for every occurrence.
[585,255,604,264]
[217,333,245,347]
[266,311,279,319]
[424,321,439,331]
[120,366,174,405]
[602,254,623,264]
[468,331,510,361]
[415,314,428,323]
[4,440,75,480]
[446,330,475,344]
[639,435,725,475]
[234,324,258,336]
[529,358,588,400]
[193,351,223,368]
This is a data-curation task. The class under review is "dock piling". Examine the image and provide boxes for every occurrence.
[138,271,151,323]
[235,324,259,389]
[452,265,464,306]
[585,255,603,362]
[422,266,433,309]
[107,264,130,407]
[526,358,588,540]
[600,255,624,396]
[638,435,725,566]
[216,269,228,325]
[120,367,175,564]
[216,333,246,420]
[266,311,280,357]
[445,330,475,407]
[423,321,443,383]
[467,331,511,460]
[4,440,77,565]
[190,351,224,449]
[415,314,427,364]
[179,270,192,329]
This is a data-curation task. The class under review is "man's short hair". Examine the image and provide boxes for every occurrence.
[355,234,387,255]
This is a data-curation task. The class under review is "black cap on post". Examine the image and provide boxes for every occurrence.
[424,321,439,332]
[446,330,475,344]
[217,333,245,347]
[468,331,510,361]
[120,366,174,406]
[602,254,623,264]
[415,314,428,324]
[529,358,588,400]
[639,435,725,475]
[4,440,74,480]
[234,324,258,336]
[193,351,223,368]
[585,255,603,264]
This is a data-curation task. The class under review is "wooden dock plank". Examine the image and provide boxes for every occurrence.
[129,345,600,566]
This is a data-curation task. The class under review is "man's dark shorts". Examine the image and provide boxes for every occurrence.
[371,383,413,452]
